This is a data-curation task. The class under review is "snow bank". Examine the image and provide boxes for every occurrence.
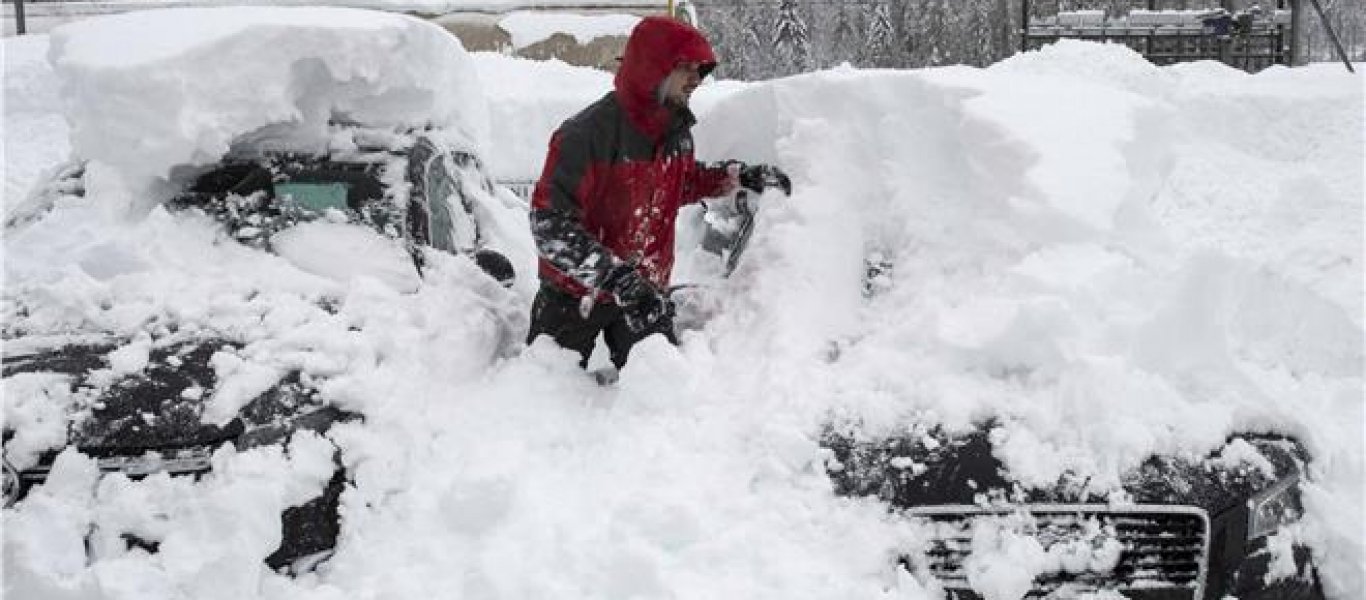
[498,10,638,50]
[47,7,487,198]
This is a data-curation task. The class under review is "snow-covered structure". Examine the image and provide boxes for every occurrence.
[1023,0,1299,72]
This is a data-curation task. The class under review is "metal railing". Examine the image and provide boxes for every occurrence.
[1020,0,1298,72]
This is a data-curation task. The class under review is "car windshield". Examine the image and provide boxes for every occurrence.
[170,158,388,249]
[276,182,350,214]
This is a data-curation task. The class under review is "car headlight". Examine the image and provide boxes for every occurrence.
[3,459,18,508]
[1247,473,1303,540]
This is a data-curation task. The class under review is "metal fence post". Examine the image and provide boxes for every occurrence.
[1306,0,1355,72]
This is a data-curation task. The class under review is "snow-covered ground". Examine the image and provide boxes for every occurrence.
[3,7,1363,600]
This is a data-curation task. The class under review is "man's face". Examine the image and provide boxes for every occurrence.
[659,62,704,108]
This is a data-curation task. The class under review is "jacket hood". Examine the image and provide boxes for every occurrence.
[614,16,716,140]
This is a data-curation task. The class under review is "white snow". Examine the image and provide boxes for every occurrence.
[469,52,613,181]
[3,13,1363,600]
[271,221,423,294]
[3,33,70,207]
[105,332,153,376]
[956,515,1124,600]
[498,10,639,50]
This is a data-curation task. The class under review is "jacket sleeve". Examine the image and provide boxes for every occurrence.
[685,160,732,205]
[529,126,616,289]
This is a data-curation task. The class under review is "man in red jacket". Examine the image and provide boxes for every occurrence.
[527,16,737,371]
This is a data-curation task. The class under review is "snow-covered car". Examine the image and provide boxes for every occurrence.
[3,6,531,575]
[675,53,1356,599]
[822,423,1325,599]
[13,126,517,289]
[3,123,520,570]
[3,338,355,572]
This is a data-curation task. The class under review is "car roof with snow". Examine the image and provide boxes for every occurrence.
[47,6,490,186]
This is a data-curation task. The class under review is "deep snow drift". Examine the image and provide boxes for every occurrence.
[3,10,1363,600]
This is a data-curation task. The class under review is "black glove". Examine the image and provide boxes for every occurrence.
[738,164,792,196]
[602,263,673,333]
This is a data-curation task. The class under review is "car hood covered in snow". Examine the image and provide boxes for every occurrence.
[822,421,1308,516]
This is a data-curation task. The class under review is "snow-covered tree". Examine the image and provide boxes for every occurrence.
[824,3,862,69]
[865,2,897,68]
[772,0,813,75]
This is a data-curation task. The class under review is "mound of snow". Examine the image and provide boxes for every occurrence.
[48,7,488,190]
[989,39,1171,97]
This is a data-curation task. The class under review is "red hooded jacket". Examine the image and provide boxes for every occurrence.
[529,17,730,300]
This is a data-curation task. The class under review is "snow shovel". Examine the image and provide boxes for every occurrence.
[701,163,791,277]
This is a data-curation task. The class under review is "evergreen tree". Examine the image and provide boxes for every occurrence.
[738,2,772,79]
[827,4,861,68]
[773,0,813,75]
[918,0,951,66]
[865,2,897,68]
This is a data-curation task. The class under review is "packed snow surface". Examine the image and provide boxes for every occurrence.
[3,15,1363,600]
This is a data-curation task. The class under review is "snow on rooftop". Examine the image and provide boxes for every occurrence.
[497,10,639,50]
[48,6,488,189]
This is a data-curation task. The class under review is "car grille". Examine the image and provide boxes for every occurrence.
[19,446,215,485]
[907,505,1209,599]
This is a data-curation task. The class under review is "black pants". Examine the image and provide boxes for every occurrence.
[526,283,677,369]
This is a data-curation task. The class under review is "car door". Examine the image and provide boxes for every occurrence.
[407,138,479,254]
